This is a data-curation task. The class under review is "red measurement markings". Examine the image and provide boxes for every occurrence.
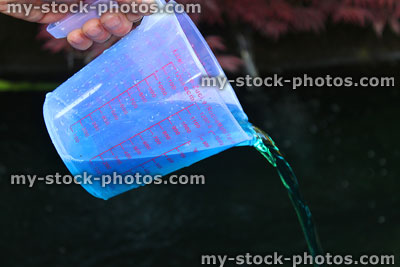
[70,63,175,140]
[120,145,132,159]
[126,91,138,109]
[161,62,177,73]
[143,74,158,98]
[110,150,122,165]
[209,130,224,146]
[200,111,211,126]
[199,136,210,148]
[158,123,171,140]
[136,72,158,101]
[100,155,111,170]
[161,62,178,92]
[117,97,128,115]
[89,104,197,168]
[149,129,162,145]
[129,139,142,155]
[122,141,191,175]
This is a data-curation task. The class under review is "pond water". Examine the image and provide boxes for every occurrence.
[0,71,399,266]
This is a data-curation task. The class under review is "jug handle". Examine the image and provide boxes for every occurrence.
[47,0,166,39]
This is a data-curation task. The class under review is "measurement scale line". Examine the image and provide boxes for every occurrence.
[122,141,191,174]
[90,104,195,160]
[71,62,173,130]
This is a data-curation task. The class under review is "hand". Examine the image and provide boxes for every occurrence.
[0,0,151,50]
[67,11,144,51]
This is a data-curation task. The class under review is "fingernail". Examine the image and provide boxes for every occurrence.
[127,14,143,23]
[71,35,84,45]
[104,14,121,29]
[87,25,102,38]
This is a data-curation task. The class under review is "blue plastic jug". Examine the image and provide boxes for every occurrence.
[44,1,257,199]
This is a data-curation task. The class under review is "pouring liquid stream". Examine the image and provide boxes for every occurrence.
[253,126,324,267]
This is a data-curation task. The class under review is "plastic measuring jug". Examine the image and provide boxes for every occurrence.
[43,1,257,200]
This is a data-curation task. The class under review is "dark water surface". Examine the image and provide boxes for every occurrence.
[0,84,399,266]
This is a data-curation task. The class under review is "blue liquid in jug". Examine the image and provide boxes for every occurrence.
[57,101,253,199]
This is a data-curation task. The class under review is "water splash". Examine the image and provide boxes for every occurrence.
[253,126,324,266]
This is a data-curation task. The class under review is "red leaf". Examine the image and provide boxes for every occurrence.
[206,35,227,51]
[216,55,243,73]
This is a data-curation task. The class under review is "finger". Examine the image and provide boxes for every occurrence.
[113,0,143,24]
[38,13,68,24]
[82,18,112,43]
[130,16,143,32]
[126,13,143,23]
[100,13,133,37]
[67,29,94,50]
[130,0,157,16]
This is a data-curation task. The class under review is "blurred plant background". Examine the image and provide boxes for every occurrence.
[37,0,400,73]
[0,1,399,267]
